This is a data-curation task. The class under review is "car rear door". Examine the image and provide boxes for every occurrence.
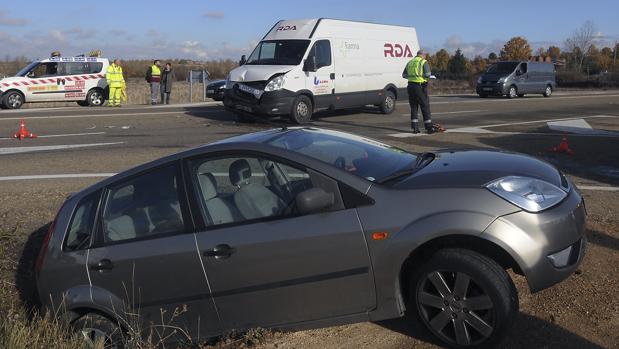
[87,162,221,340]
[187,154,375,331]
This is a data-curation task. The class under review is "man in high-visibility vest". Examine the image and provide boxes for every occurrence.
[403,50,435,133]
[145,60,162,105]
[106,59,125,107]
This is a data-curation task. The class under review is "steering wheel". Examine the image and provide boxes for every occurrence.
[334,156,346,169]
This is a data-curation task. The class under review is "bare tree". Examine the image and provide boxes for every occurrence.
[564,20,596,72]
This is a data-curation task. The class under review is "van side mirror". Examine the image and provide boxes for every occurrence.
[239,55,246,66]
[303,56,318,72]
[296,188,334,214]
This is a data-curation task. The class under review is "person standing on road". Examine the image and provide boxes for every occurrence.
[145,60,162,105]
[106,59,125,107]
[403,50,437,134]
[160,63,174,105]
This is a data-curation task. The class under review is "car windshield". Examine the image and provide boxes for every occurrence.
[267,128,420,183]
[486,62,519,74]
[246,40,310,66]
[15,61,39,77]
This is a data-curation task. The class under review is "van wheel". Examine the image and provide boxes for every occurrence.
[3,91,24,109]
[87,89,105,107]
[73,313,124,349]
[517,94,525,98]
[506,86,517,99]
[543,85,552,97]
[290,95,313,124]
[379,91,396,114]
[407,248,518,348]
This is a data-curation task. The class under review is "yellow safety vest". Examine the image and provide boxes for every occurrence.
[151,65,161,77]
[406,56,428,83]
[106,64,124,88]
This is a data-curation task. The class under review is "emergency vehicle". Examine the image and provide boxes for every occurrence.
[224,18,420,123]
[0,56,110,109]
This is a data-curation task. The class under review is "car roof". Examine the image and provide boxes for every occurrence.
[41,57,108,63]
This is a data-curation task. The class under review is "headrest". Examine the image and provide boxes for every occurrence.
[198,172,217,200]
[229,159,252,186]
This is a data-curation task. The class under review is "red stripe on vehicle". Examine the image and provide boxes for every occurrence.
[47,79,55,83]
[74,76,81,81]
[31,80,39,85]
[89,75,97,79]
[21,81,30,86]
[13,82,21,87]
[98,74,104,78]
[2,83,9,87]
[38,80,46,84]
[65,77,72,81]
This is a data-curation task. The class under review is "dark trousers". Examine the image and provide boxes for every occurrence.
[161,92,171,104]
[407,82,432,129]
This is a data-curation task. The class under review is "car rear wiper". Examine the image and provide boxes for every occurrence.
[377,153,435,185]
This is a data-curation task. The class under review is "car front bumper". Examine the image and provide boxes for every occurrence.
[476,83,509,95]
[223,87,295,116]
[482,188,587,292]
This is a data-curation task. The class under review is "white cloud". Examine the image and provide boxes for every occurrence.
[49,30,66,43]
[0,10,29,26]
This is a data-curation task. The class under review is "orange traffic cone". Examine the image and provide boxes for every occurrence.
[551,133,572,155]
[13,119,37,140]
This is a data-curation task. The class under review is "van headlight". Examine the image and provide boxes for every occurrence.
[486,176,567,212]
[264,75,286,92]
[497,77,507,84]
[477,76,483,83]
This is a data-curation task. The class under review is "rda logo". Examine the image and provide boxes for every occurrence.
[277,25,297,31]
[384,43,414,58]
[313,77,328,85]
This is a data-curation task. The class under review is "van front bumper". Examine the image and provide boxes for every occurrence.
[223,88,295,116]
[476,83,508,95]
[482,188,587,293]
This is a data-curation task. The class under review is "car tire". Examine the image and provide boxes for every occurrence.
[543,85,552,97]
[290,95,313,124]
[506,86,517,99]
[407,248,518,348]
[87,88,106,107]
[379,90,396,114]
[478,94,488,98]
[73,313,125,349]
[517,94,525,98]
[2,91,24,109]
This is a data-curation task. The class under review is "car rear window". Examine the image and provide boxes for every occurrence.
[64,190,101,251]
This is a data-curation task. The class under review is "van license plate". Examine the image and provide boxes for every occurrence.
[207,89,215,94]
[483,87,493,91]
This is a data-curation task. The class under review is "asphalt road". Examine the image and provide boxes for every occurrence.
[0,90,618,348]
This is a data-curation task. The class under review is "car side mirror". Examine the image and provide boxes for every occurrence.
[303,56,318,72]
[296,188,334,214]
[239,55,246,66]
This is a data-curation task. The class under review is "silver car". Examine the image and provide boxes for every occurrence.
[36,128,586,348]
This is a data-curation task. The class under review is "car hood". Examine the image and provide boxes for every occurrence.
[228,65,295,83]
[394,150,562,189]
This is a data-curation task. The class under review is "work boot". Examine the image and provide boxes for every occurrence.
[411,123,420,134]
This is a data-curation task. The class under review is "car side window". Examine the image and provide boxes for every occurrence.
[101,165,187,243]
[28,62,59,78]
[191,156,317,227]
[309,40,332,69]
[518,63,528,74]
[64,190,101,251]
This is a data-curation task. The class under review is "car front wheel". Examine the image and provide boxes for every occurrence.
[3,91,24,109]
[408,248,518,348]
[506,86,517,99]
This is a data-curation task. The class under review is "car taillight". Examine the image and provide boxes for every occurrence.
[35,219,55,277]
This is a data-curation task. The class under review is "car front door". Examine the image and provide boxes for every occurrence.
[305,40,335,109]
[25,62,64,102]
[87,163,221,340]
[188,154,375,331]
[515,62,529,93]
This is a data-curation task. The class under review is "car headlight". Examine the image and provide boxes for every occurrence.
[486,176,567,212]
[497,77,507,83]
[264,75,286,92]
[477,76,483,83]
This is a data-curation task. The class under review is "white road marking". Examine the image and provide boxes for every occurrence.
[0,142,124,155]
[477,114,618,129]
[0,173,117,181]
[578,186,619,192]
[1,101,222,114]
[547,119,619,136]
[0,132,106,141]
[0,111,182,121]
[400,110,483,117]
[395,93,619,106]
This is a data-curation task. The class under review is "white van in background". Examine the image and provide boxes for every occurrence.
[0,56,109,109]
[224,18,419,123]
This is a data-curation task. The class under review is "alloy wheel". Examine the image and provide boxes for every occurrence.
[296,101,309,118]
[90,91,103,106]
[8,94,22,108]
[509,87,517,99]
[385,95,395,111]
[545,86,552,96]
[81,327,119,349]
[417,270,495,346]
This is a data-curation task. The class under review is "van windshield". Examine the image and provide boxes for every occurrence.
[486,62,519,74]
[246,40,310,66]
[15,61,39,77]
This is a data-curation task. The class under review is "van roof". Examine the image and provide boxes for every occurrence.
[263,18,416,41]
[40,57,108,63]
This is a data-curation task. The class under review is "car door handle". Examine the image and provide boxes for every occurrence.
[203,244,236,259]
[89,259,114,271]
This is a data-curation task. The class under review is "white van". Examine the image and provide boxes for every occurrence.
[0,56,109,109]
[224,18,419,123]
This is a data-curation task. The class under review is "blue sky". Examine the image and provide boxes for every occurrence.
[1,0,618,60]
